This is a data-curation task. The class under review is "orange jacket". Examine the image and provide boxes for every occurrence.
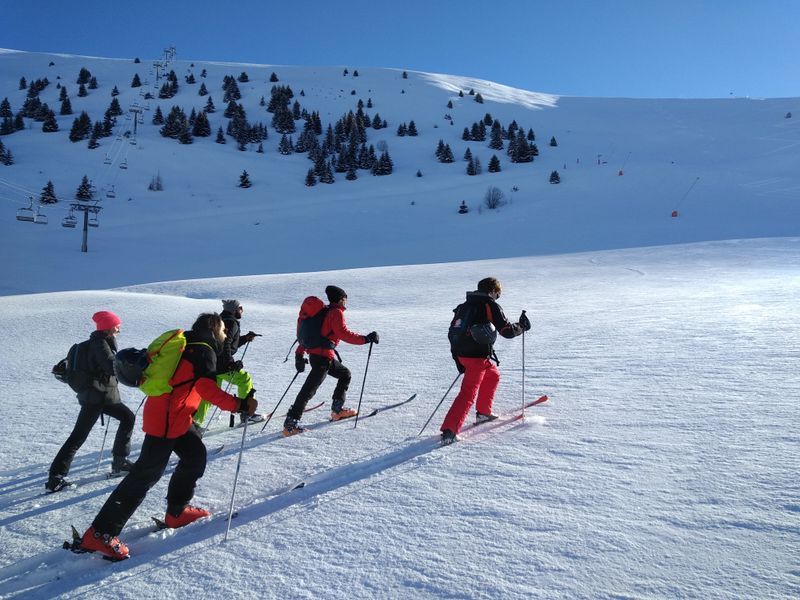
[299,304,366,360]
[142,335,240,438]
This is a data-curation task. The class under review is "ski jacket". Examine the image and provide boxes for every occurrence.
[142,329,240,439]
[218,309,241,372]
[452,291,522,359]
[77,330,121,407]
[297,304,366,360]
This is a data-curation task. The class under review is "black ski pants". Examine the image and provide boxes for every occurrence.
[286,355,351,421]
[49,402,134,480]
[91,426,207,536]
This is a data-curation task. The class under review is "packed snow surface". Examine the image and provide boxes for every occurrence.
[0,238,797,599]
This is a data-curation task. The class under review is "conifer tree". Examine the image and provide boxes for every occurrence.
[305,168,316,186]
[402,71,408,79]
[152,106,164,125]
[75,175,93,200]
[466,156,476,176]
[88,77,98,90]
[107,98,123,117]
[19,77,27,90]
[475,93,484,103]
[447,100,453,109]
[474,157,482,174]
[111,85,119,97]
[87,132,100,149]
[407,120,418,136]
[278,134,293,155]
[192,111,211,137]
[13,113,24,131]
[416,169,422,177]
[76,68,91,85]
[216,127,226,144]
[256,142,264,153]
[198,82,208,96]
[527,128,535,141]
[397,122,407,136]
[78,84,88,97]
[550,136,558,147]
[42,111,59,132]
[0,98,11,118]
[131,73,141,87]
[464,148,472,162]
[238,170,251,188]
[40,180,57,204]
[489,121,504,150]
[346,165,357,180]
[488,155,501,172]
[185,73,196,84]
[59,87,68,102]
[549,170,561,184]
[68,111,92,142]
[204,97,216,113]
[367,98,373,108]
[270,72,279,82]
[238,72,249,82]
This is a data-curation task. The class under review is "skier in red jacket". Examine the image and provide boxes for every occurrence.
[78,313,258,560]
[284,285,379,436]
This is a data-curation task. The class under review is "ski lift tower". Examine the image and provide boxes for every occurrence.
[129,105,143,136]
[163,46,176,66]
[70,195,102,253]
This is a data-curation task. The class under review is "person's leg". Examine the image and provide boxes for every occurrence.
[49,405,101,480]
[166,427,207,515]
[285,355,330,421]
[440,358,488,434]
[474,361,501,416]
[90,434,174,536]
[327,359,352,412]
[104,402,135,465]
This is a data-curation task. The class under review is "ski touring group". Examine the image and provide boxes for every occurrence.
[47,278,531,560]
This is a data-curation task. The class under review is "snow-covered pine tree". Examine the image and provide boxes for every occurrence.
[75,175,93,200]
[488,155,501,172]
[238,170,251,188]
[40,180,57,204]
[131,73,141,87]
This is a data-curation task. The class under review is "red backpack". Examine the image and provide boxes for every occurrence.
[296,296,335,350]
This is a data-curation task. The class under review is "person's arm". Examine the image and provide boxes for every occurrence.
[491,302,523,339]
[328,309,367,345]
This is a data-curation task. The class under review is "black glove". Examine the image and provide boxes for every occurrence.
[230,359,244,371]
[364,331,380,344]
[238,392,257,415]
[295,354,307,373]
[240,331,260,344]
[454,356,465,374]
[519,311,531,332]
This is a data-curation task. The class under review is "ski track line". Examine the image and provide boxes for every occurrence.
[0,403,544,598]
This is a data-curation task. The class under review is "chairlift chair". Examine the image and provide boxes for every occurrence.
[103,154,112,165]
[62,211,77,228]
[89,214,99,228]
[106,185,116,199]
[33,208,48,225]
[16,198,35,222]
[120,159,128,170]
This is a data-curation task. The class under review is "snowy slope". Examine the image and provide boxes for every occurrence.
[0,239,798,599]
[0,50,798,295]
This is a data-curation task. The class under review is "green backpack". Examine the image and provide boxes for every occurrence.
[139,329,189,396]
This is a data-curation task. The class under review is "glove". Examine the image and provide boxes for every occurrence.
[364,331,380,344]
[238,389,258,415]
[240,331,260,343]
[454,356,465,374]
[518,311,531,332]
[295,354,307,373]
[230,359,244,371]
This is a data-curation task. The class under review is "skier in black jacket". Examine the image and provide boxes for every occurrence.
[47,311,135,492]
[440,278,530,444]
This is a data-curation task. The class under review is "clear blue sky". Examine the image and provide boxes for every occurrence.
[3,0,799,98]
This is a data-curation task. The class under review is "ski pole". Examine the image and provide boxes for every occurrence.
[353,342,374,429]
[224,409,249,542]
[418,372,462,436]
[259,371,300,433]
[134,395,145,419]
[283,339,298,363]
[521,310,526,418]
[96,414,110,473]
[228,340,253,428]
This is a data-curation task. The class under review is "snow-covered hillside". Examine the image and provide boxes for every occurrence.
[0,239,797,599]
[1,49,798,295]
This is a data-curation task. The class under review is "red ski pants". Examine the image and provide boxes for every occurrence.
[440,357,500,434]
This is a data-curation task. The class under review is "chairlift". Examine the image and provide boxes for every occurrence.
[16,198,35,222]
[106,185,116,199]
[62,211,77,228]
[33,207,48,225]
[89,213,99,228]
[130,135,138,144]
[120,159,128,170]
[103,154,112,165]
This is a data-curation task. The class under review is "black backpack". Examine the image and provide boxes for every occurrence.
[448,301,497,349]
[52,340,94,393]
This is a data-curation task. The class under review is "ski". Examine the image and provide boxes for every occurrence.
[448,395,549,443]
[354,393,418,421]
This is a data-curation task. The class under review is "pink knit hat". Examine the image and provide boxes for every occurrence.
[92,310,121,331]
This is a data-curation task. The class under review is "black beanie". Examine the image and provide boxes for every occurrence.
[325,285,347,303]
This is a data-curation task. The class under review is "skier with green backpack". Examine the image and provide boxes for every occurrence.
[79,313,258,560]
